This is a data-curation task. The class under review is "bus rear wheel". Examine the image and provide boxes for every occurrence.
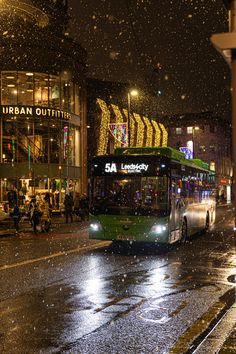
[181,219,188,243]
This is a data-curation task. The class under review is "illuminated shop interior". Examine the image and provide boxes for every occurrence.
[0,71,82,208]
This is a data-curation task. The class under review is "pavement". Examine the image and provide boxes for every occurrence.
[218,301,236,354]
[0,213,90,236]
[0,213,236,353]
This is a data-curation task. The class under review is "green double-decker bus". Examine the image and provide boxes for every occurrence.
[89,147,216,244]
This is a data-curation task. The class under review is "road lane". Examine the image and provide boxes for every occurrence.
[0,205,235,353]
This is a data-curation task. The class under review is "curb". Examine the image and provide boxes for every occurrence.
[169,287,236,353]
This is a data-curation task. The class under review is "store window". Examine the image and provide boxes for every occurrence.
[2,118,17,163]
[18,72,34,105]
[1,71,79,114]
[199,145,206,152]
[210,145,216,152]
[176,127,182,135]
[49,75,60,108]
[34,73,49,106]
[1,72,18,105]
[187,126,193,134]
[210,161,215,171]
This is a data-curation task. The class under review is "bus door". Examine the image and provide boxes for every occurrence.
[169,179,183,242]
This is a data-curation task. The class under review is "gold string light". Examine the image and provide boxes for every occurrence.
[95,98,168,153]
[97,99,110,155]
[159,123,168,146]
[111,104,124,148]
[143,116,153,147]
[133,113,144,147]
[151,120,161,147]
[123,108,135,146]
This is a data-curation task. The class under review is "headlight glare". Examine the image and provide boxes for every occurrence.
[151,224,167,234]
[90,222,102,232]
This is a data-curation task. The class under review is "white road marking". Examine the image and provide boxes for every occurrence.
[0,241,110,271]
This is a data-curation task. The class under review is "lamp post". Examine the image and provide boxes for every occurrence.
[192,126,199,158]
[127,89,138,146]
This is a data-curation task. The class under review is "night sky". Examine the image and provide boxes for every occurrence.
[68,0,230,117]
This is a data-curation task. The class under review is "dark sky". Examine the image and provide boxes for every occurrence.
[68,0,231,117]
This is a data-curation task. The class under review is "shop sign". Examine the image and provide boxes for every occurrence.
[104,162,149,173]
[219,178,231,185]
[0,105,71,120]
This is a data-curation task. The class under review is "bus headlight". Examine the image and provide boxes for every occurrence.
[90,222,102,232]
[151,224,167,234]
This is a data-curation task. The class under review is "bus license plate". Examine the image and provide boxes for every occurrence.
[117,234,135,241]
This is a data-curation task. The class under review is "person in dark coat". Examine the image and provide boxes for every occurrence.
[31,204,41,233]
[78,194,89,221]
[64,194,74,223]
[12,205,21,233]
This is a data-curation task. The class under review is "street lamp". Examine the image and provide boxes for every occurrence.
[127,89,138,146]
[192,126,199,158]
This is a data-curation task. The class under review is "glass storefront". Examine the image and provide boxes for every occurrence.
[1,116,80,166]
[1,71,80,114]
[0,71,84,209]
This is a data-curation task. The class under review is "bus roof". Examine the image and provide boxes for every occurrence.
[114,146,211,172]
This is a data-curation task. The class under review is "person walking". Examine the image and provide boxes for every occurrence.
[64,194,74,223]
[12,204,21,234]
[31,204,41,233]
[39,196,51,232]
[78,194,89,221]
[28,196,36,227]
[74,193,80,217]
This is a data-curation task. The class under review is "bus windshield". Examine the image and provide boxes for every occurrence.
[91,176,169,216]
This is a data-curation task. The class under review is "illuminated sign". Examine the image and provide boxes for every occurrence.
[105,162,149,173]
[109,123,127,145]
[0,105,71,120]
[179,147,193,160]
[219,178,231,185]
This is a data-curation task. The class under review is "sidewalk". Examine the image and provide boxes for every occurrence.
[218,301,236,353]
[0,214,89,236]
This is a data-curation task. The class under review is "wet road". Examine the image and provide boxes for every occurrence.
[0,205,235,354]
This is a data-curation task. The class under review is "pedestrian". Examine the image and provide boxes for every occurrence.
[39,196,51,232]
[78,194,89,221]
[31,204,41,233]
[12,204,21,234]
[64,194,74,223]
[74,193,80,217]
[28,196,36,226]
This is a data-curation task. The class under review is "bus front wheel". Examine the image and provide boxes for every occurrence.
[181,219,188,243]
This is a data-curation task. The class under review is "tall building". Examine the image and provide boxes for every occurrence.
[0,0,87,209]
[167,112,232,203]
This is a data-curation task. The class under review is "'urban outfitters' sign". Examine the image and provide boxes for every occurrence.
[0,105,71,120]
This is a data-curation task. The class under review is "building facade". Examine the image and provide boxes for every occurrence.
[0,0,87,209]
[87,79,168,177]
[167,112,232,203]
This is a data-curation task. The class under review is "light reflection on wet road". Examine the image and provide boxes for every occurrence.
[0,205,235,353]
